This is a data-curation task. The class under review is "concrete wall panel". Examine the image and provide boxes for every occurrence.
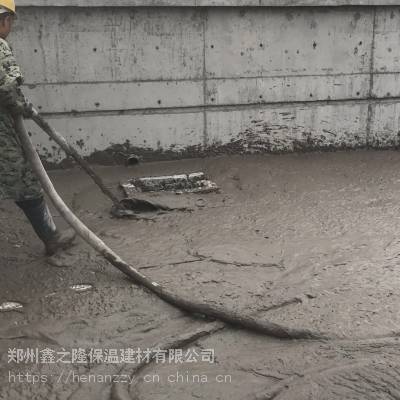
[195,0,258,5]
[26,111,204,163]
[12,7,204,84]
[369,102,400,147]
[24,81,204,113]
[206,74,370,105]
[16,1,400,6]
[374,8,400,73]
[18,1,199,5]
[373,73,400,97]
[205,8,373,78]
[206,103,369,151]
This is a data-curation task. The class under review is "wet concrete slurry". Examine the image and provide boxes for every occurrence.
[2,151,400,399]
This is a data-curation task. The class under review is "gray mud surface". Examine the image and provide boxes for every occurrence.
[2,151,400,399]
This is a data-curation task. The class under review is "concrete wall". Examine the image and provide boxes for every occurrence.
[10,5,400,163]
[15,1,400,6]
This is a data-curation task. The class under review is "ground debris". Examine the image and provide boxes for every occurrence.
[121,172,219,195]
[70,284,93,293]
[0,301,23,312]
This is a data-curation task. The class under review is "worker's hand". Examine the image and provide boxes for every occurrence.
[9,100,35,119]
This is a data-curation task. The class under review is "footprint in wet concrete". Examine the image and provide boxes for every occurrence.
[46,250,88,268]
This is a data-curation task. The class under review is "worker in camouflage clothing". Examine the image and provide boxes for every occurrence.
[0,0,76,255]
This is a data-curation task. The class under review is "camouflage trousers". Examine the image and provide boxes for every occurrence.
[0,111,42,201]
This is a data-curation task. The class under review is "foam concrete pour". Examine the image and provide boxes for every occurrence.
[2,152,400,399]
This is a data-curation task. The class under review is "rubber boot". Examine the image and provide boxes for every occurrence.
[15,197,76,256]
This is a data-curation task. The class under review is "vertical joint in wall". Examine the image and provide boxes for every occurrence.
[202,8,208,149]
[366,6,377,148]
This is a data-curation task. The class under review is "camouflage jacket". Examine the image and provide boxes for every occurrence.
[0,38,24,112]
[0,38,22,86]
[0,38,42,201]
